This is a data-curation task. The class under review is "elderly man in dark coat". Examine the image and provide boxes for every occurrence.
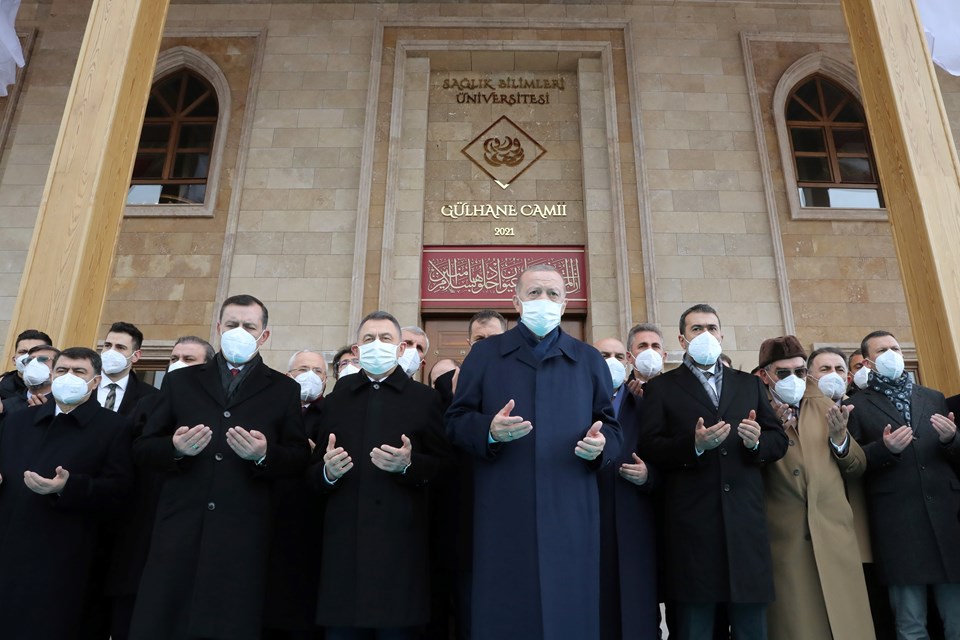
[307,310,448,640]
[130,295,310,640]
[0,347,134,640]
[845,330,960,639]
[446,264,621,640]
[638,304,787,640]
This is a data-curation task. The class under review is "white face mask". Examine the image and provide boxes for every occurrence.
[167,360,190,374]
[774,373,807,406]
[519,299,563,337]
[685,332,722,366]
[51,373,94,405]
[100,349,131,375]
[853,365,870,389]
[295,370,324,403]
[358,339,399,376]
[633,349,663,379]
[15,352,29,373]
[817,372,846,401]
[397,347,422,377]
[220,327,263,365]
[23,358,51,388]
[873,349,905,381]
[339,363,361,378]
[606,357,627,391]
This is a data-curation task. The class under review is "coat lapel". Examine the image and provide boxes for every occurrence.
[500,326,539,370]
[228,360,272,409]
[910,387,930,431]
[862,388,908,427]
[674,364,718,414]
[198,360,228,407]
[716,368,741,417]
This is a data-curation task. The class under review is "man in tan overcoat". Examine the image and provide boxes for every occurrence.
[757,338,875,640]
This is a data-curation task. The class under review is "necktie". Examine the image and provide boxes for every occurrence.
[230,368,240,377]
[104,383,119,411]
[703,371,719,406]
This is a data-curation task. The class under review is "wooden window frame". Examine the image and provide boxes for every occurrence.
[773,53,888,222]
[125,46,231,219]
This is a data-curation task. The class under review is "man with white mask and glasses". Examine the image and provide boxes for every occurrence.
[0,347,134,639]
[845,330,960,640]
[0,344,60,417]
[638,303,787,640]
[0,328,53,402]
[624,322,666,398]
[446,264,621,640]
[308,310,448,640]
[97,322,158,418]
[594,332,660,640]
[757,338,874,640]
[131,294,310,640]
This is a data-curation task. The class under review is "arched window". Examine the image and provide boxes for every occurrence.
[127,68,219,206]
[785,74,883,210]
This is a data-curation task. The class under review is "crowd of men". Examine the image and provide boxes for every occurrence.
[0,264,958,640]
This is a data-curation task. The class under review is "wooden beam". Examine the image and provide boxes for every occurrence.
[3,0,170,360]
[839,0,960,393]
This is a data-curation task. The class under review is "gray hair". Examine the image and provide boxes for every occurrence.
[626,323,664,352]
[401,325,430,352]
[287,349,327,372]
[515,263,564,296]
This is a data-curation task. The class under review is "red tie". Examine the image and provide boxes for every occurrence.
[230,368,240,377]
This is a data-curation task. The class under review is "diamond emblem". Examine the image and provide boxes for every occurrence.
[461,115,547,190]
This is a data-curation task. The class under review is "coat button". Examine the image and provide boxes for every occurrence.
[723,483,731,492]
[224,411,231,418]
[215,453,223,461]
[793,469,801,476]
[372,383,380,390]
[788,439,795,446]
[720,447,727,456]
[207,502,216,511]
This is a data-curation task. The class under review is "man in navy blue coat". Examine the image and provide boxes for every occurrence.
[446,264,621,640]
[594,327,664,640]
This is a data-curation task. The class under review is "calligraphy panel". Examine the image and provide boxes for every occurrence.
[421,245,587,309]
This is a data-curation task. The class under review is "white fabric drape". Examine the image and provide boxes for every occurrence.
[918,0,960,76]
[0,0,23,97]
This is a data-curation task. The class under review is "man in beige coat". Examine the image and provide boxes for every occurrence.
[757,337,875,640]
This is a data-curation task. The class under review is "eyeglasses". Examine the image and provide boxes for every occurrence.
[27,355,53,364]
[290,366,326,376]
[772,367,807,380]
[336,358,359,369]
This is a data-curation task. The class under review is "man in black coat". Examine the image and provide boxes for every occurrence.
[308,310,448,640]
[845,330,960,638]
[0,347,134,640]
[0,328,53,401]
[96,321,158,417]
[106,336,215,640]
[130,294,311,640]
[638,304,787,640]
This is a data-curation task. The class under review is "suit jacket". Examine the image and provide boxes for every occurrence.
[764,380,874,640]
[845,384,960,585]
[130,353,310,640]
[307,368,448,628]
[638,362,787,603]
[0,397,134,639]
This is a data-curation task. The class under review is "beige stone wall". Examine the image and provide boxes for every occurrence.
[2,0,952,373]
[101,35,259,346]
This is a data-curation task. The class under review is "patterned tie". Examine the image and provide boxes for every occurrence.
[104,383,119,411]
[703,371,719,407]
